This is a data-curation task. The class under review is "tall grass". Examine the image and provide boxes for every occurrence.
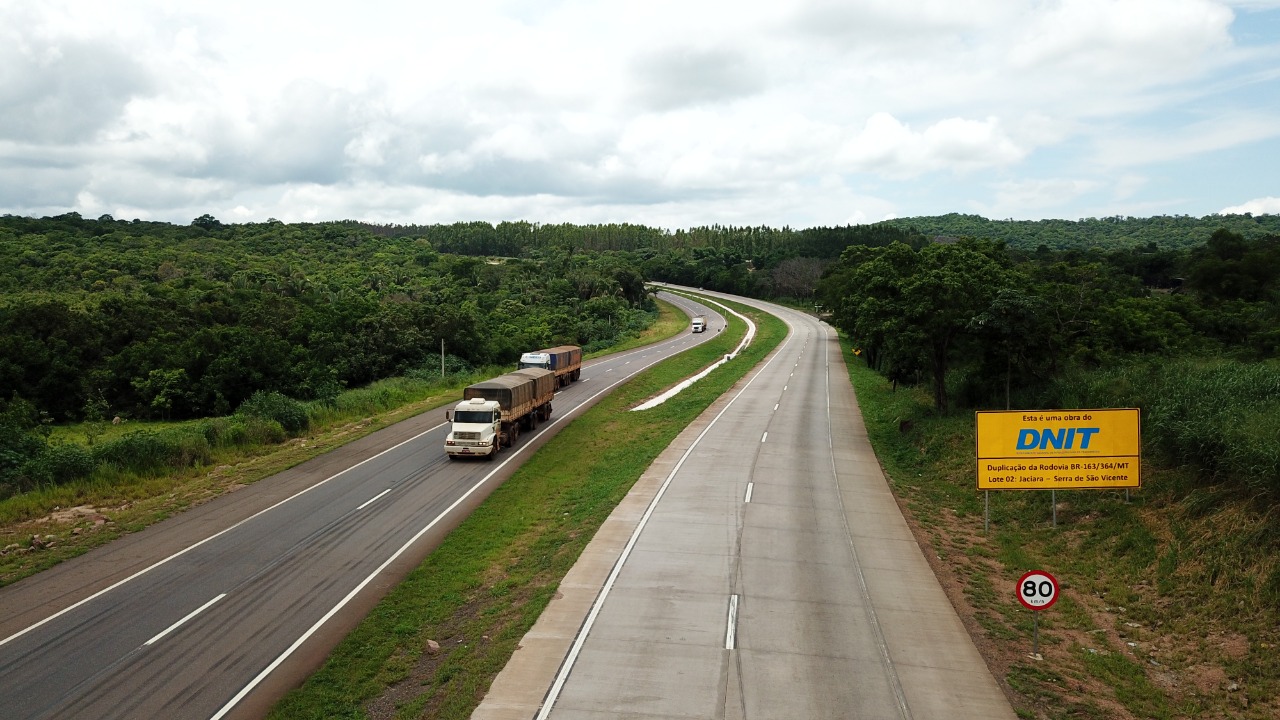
[1043,357,1280,493]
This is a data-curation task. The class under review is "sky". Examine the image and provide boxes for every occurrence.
[2,0,1278,230]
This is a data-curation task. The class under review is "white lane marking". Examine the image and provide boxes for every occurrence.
[761,432,768,443]
[358,489,392,510]
[0,419,450,649]
[632,291,758,412]
[214,343,678,720]
[774,404,779,411]
[535,318,790,720]
[744,483,754,503]
[784,385,788,391]
[145,594,226,646]
[726,594,740,650]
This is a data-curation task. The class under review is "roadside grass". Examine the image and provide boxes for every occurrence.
[0,299,688,586]
[841,336,1280,719]
[267,297,787,720]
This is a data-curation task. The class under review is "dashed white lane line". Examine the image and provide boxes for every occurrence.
[146,594,226,646]
[726,594,740,650]
[358,489,391,510]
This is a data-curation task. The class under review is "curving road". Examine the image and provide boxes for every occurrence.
[0,292,724,720]
[474,291,1016,720]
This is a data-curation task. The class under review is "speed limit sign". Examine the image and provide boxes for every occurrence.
[1016,570,1059,611]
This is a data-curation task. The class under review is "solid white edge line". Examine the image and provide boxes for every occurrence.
[0,420,449,650]
[357,488,392,510]
[534,310,793,720]
[145,593,226,646]
[726,594,740,650]
[213,344,678,720]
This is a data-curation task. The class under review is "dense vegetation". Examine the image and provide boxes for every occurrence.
[0,214,656,420]
[816,228,1280,497]
[3,210,1277,502]
[0,214,656,497]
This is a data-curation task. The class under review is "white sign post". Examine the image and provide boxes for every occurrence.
[1016,570,1059,656]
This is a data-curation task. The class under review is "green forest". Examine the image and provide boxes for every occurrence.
[1,210,1278,502]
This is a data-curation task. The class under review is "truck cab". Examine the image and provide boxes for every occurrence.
[518,352,551,370]
[444,398,501,460]
[691,316,706,333]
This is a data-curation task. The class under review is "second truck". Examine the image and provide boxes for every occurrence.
[444,367,556,460]
[517,345,582,386]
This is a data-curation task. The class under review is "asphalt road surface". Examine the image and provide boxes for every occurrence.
[473,292,1017,720]
[0,291,723,720]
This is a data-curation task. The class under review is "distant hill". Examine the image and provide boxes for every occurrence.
[877,212,1280,251]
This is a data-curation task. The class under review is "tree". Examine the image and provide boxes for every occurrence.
[822,240,1011,412]
[192,214,222,231]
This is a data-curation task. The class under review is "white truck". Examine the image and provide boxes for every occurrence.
[444,368,556,460]
[691,315,706,333]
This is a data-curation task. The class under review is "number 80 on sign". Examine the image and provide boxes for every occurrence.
[1016,570,1059,611]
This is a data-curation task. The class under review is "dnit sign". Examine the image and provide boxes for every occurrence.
[976,408,1141,490]
[1016,570,1059,611]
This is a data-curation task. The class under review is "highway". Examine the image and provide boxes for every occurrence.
[0,291,723,720]
[474,292,1017,720]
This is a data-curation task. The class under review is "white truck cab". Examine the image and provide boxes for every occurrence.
[444,398,500,460]
[518,352,551,370]
[691,316,706,333]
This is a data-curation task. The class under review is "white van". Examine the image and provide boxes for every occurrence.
[691,316,706,333]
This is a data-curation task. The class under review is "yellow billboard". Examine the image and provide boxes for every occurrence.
[976,408,1141,490]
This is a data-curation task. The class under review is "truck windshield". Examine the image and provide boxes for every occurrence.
[453,410,494,423]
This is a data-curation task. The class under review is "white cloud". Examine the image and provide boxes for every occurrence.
[1092,112,1280,167]
[982,178,1103,218]
[0,0,1276,226]
[1220,196,1280,214]
[837,113,1025,178]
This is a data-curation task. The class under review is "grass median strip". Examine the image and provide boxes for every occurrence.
[268,297,787,720]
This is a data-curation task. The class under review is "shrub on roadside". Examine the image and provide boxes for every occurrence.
[92,429,213,474]
[235,391,308,434]
[23,443,95,485]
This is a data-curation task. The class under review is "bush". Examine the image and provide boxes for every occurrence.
[240,417,287,445]
[92,430,213,473]
[35,443,95,484]
[235,391,308,434]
